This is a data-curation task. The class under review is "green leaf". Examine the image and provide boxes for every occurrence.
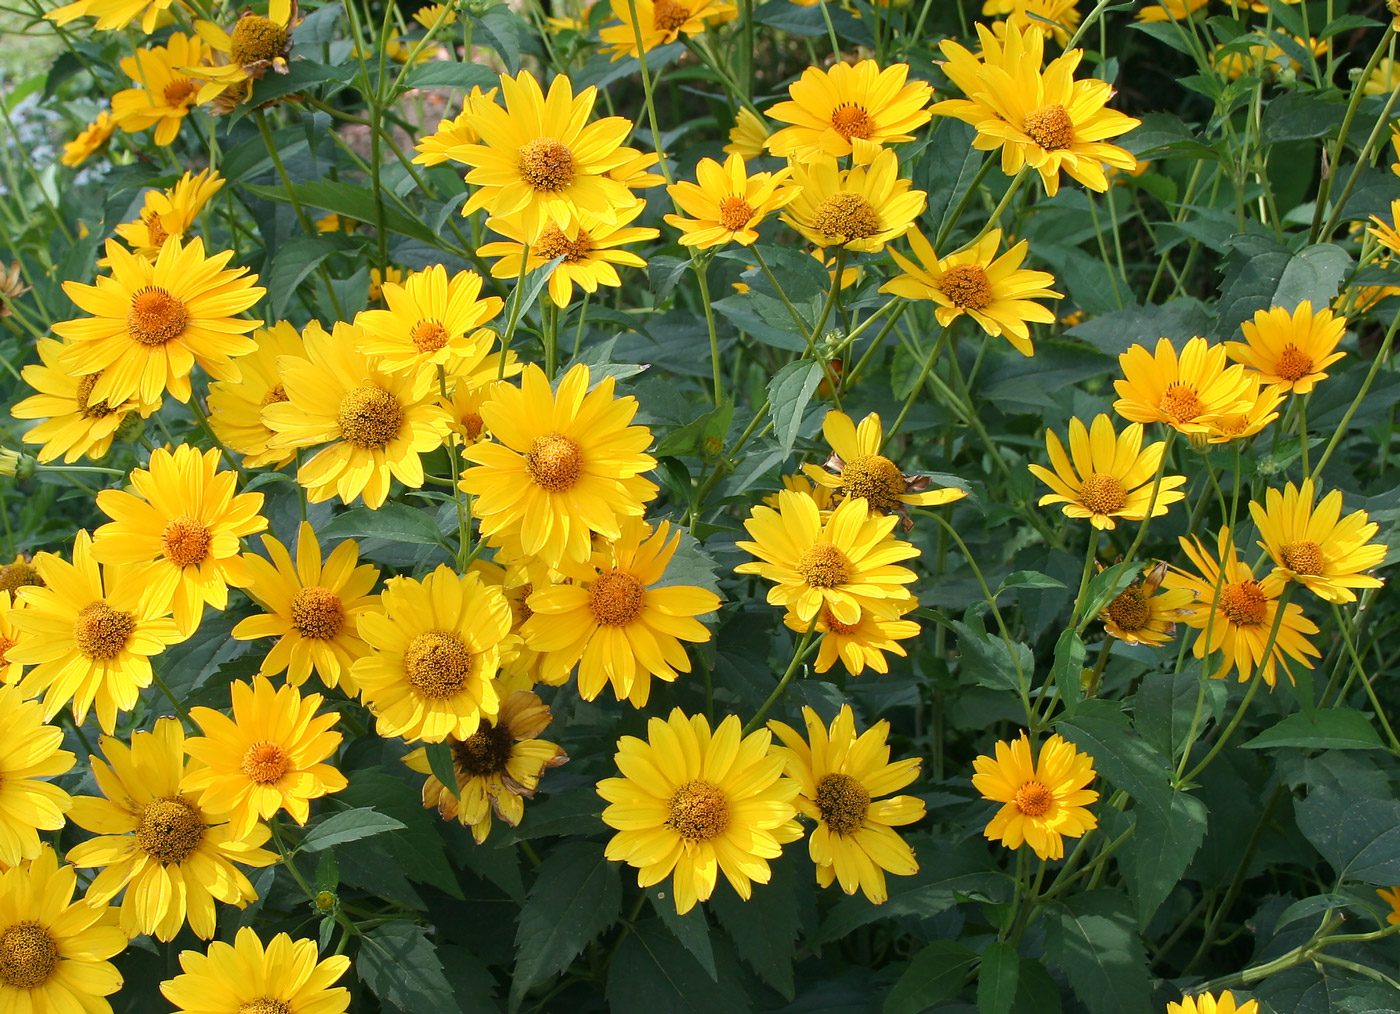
[320,502,451,547]
[301,807,405,852]
[1296,790,1400,885]
[1079,562,1139,625]
[1044,891,1151,1014]
[1262,92,1344,143]
[267,234,351,319]
[1011,959,1062,1014]
[997,570,1067,594]
[493,791,605,844]
[1214,236,1352,339]
[952,613,1031,695]
[424,742,460,799]
[655,400,734,457]
[1124,790,1209,927]
[1066,299,1213,357]
[977,941,1020,1014]
[606,921,753,1014]
[357,922,456,1014]
[241,180,441,246]
[883,941,978,1014]
[402,61,499,91]
[1242,708,1385,750]
[338,770,463,898]
[646,886,715,979]
[710,862,800,999]
[920,118,983,238]
[1134,667,1225,760]
[767,359,824,459]
[1052,628,1087,711]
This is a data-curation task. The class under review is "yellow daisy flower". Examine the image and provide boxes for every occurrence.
[111,168,225,262]
[724,106,770,159]
[765,472,836,513]
[47,0,174,32]
[781,149,926,253]
[110,34,215,147]
[1113,337,1258,435]
[765,60,934,164]
[1137,0,1210,21]
[0,591,22,684]
[354,264,504,375]
[0,261,31,318]
[1167,991,1260,1014]
[191,0,299,107]
[367,265,403,302]
[881,228,1062,356]
[663,153,797,248]
[1028,414,1187,530]
[598,709,802,914]
[606,146,667,190]
[1215,35,1323,82]
[0,684,75,866]
[412,86,497,166]
[55,236,264,407]
[66,718,277,941]
[60,110,117,167]
[1226,300,1347,395]
[184,675,348,841]
[1201,377,1285,444]
[414,1,458,27]
[441,377,512,447]
[1250,480,1387,604]
[599,0,735,59]
[352,565,511,742]
[972,731,1099,861]
[160,927,351,1014]
[0,557,42,598]
[1368,199,1400,255]
[403,689,567,843]
[1376,887,1400,925]
[995,0,1081,46]
[207,320,303,470]
[782,599,921,675]
[1098,561,1194,647]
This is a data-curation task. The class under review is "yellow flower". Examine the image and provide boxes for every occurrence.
[1200,377,1285,444]
[368,265,403,302]
[1136,0,1209,21]
[441,377,513,447]
[66,718,277,941]
[1167,991,1260,1014]
[783,599,920,675]
[60,110,116,167]
[404,689,567,843]
[1113,336,1257,435]
[9,531,184,733]
[47,0,175,32]
[1250,480,1387,604]
[599,0,735,60]
[995,0,1081,46]
[972,731,1098,861]
[354,264,504,376]
[724,106,770,159]
[664,153,796,248]
[0,557,42,598]
[207,320,303,469]
[1163,528,1321,686]
[110,34,216,147]
[412,86,496,166]
[0,591,22,684]
[598,709,801,914]
[765,472,835,513]
[523,518,720,706]
[1226,300,1347,395]
[55,236,264,406]
[1098,561,1194,647]
[352,565,511,742]
[0,683,75,866]
[1377,886,1400,925]
[413,1,457,27]
[1368,198,1400,255]
[1028,413,1186,530]
[184,675,348,840]
[781,149,926,253]
[111,168,225,261]
[263,320,454,509]
[160,927,352,1014]
[882,227,1061,355]
[765,60,933,164]
[1215,36,1324,81]
[460,363,658,569]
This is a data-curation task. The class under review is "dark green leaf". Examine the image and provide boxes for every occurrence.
[1124,790,1209,927]
[883,941,978,1014]
[301,807,405,852]
[424,742,460,800]
[997,571,1067,594]
[1262,92,1344,143]
[1011,959,1062,1014]
[767,360,824,459]
[402,61,499,91]
[241,181,440,246]
[338,770,463,898]
[711,862,800,999]
[267,234,351,318]
[493,790,605,844]
[320,502,451,547]
[1242,709,1385,751]
[646,886,716,979]
[606,920,753,1014]
[1296,791,1400,885]
[977,941,1020,1014]
[1044,891,1151,1014]
[953,614,1031,695]
[1052,629,1087,711]
[358,922,457,1014]
[1214,236,1352,339]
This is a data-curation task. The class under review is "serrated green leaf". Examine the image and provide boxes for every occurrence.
[952,614,1031,695]
[710,863,799,999]
[1296,791,1400,885]
[1242,709,1385,751]
[1044,891,1151,1014]
[424,741,460,800]
[646,886,715,979]
[1052,628,1087,711]
[267,234,351,318]
[768,360,824,459]
[241,180,440,246]
[358,922,456,1014]
[606,921,752,1014]
[320,502,451,547]
[301,807,405,852]
[883,941,978,1014]
[402,61,499,91]
[978,941,1020,1014]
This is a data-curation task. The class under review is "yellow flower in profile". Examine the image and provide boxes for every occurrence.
[404,689,567,843]
[1250,480,1387,604]
[1367,199,1400,255]
[783,599,920,675]
[66,718,277,941]
[1215,35,1324,81]
[1113,337,1257,435]
[1167,991,1259,1014]
[442,377,513,447]
[765,472,835,513]
[412,86,496,166]
[414,1,458,27]
[207,320,303,469]
[47,0,174,32]
[460,363,659,569]
[765,60,934,164]
[0,557,42,598]
[368,265,403,302]
[192,0,298,99]
[111,168,225,261]
[735,491,920,625]
[599,0,735,59]
[882,228,1062,356]
[0,684,75,865]
[724,106,770,159]
[161,927,352,1014]
[354,264,504,375]
[1376,887,1400,925]
[111,34,215,147]
[598,709,801,914]
[781,149,926,253]
[996,0,1081,46]
[352,565,511,742]
[184,676,348,840]
[768,705,923,904]
[263,320,453,509]
[1201,378,1285,445]
[1137,0,1209,21]
[233,522,381,692]
[1163,528,1321,686]
[55,237,265,406]
[1226,300,1347,395]
[9,531,184,733]
[665,153,796,248]
[1028,414,1186,530]
[60,110,116,167]
[91,444,266,636]
[12,338,155,464]
[1098,561,1194,647]
[0,847,125,1012]
[523,519,721,706]
[972,731,1098,861]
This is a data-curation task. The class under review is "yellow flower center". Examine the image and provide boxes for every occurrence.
[72,601,135,661]
[1158,382,1204,423]
[1022,103,1075,151]
[535,224,594,263]
[796,542,852,588]
[76,373,114,419]
[162,514,212,568]
[1107,586,1150,631]
[1281,540,1325,576]
[525,432,583,492]
[815,772,870,836]
[0,562,42,595]
[403,629,475,699]
[241,741,290,785]
[453,720,515,776]
[230,13,289,66]
[337,384,404,449]
[291,586,345,639]
[137,796,206,865]
[718,195,755,232]
[1275,343,1314,382]
[652,0,692,31]
[127,286,190,347]
[1014,780,1053,817]
[260,383,289,409]
[1079,472,1127,515]
[411,319,450,353]
[820,605,861,635]
[588,570,645,626]
[811,192,881,242]
[162,77,200,107]
[830,103,875,141]
[1219,580,1267,626]
[237,999,292,1014]
[937,264,993,310]
[1212,413,1249,437]
[0,923,58,989]
[461,413,485,441]
[517,137,576,193]
[144,210,170,248]
[840,454,906,513]
[665,779,729,841]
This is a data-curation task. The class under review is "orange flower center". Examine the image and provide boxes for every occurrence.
[241,741,290,785]
[410,319,451,353]
[162,77,200,107]
[230,13,288,66]
[76,373,114,419]
[0,562,42,596]
[815,772,870,836]
[0,924,58,989]
[127,286,190,347]
[260,383,289,409]
[665,779,729,841]
[337,384,404,449]
[1281,540,1324,576]
[72,600,135,661]
[1107,586,1150,631]
[937,264,992,310]
[1219,580,1267,625]
[588,570,645,626]
[144,210,170,248]
[403,629,475,699]
[1212,413,1249,437]
[1079,472,1127,515]
[453,720,515,776]
[652,0,692,31]
[162,514,212,568]
[291,586,345,640]
[0,633,16,669]
[525,432,583,492]
[1275,343,1314,382]
[535,224,594,263]
[461,412,485,441]
[811,192,881,242]
[821,605,861,635]
[136,796,206,865]
[1022,103,1074,150]
[1014,780,1053,817]
[797,542,852,588]
[840,453,906,512]
[830,103,875,141]
[718,195,755,232]
[517,137,576,193]
[1158,382,1204,423]
[237,998,292,1014]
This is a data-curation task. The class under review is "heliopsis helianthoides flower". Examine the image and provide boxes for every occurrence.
[368,265,403,302]
[735,491,920,625]
[0,846,125,1012]
[1113,337,1257,435]
[782,596,921,675]
[8,531,184,732]
[522,518,721,706]
[460,362,659,568]
[1136,0,1210,21]
[996,0,1082,46]
[1226,300,1347,395]
[47,0,174,32]
[605,146,666,190]
[161,927,351,1014]
[414,1,457,27]
[451,70,637,237]
[1377,886,1400,924]
[765,60,934,164]
[1027,414,1187,530]
[60,109,116,167]
[412,86,496,165]
[0,684,76,865]
[972,732,1098,861]
[352,565,511,742]
[55,236,264,407]
[0,592,22,684]
[110,34,216,148]
[232,522,381,691]
[1098,561,1194,647]
[764,473,836,513]
[66,718,277,940]
[111,168,225,262]
[598,709,801,914]
[768,705,923,903]
[1166,991,1260,1014]
[207,320,302,469]
[664,154,796,249]
[442,377,512,447]
[1201,377,1285,445]
[599,0,734,58]
[781,150,926,254]
[724,107,770,159]
[1163,528,1321,686]
[263,320,453,509]
[12,338,155,464]
[0,557,42,598]
[479,201,660,308]
[0,261,30,318]
[403,689,567,842]
[881,228,1061,356]
[1371,199,1400,255]
[184,676,348,840]
[1250,480,1387,604]
[354,264,504,375]
[190,0,300,105]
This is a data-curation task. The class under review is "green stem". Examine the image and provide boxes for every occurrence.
[742,616,819,735]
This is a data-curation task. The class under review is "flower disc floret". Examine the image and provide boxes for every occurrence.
[137,796,206,864]
[230,14,288,65]
[73,602,135,661]
[666,779,729,841]
[291,586,345,639]
[0,924,58,988]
